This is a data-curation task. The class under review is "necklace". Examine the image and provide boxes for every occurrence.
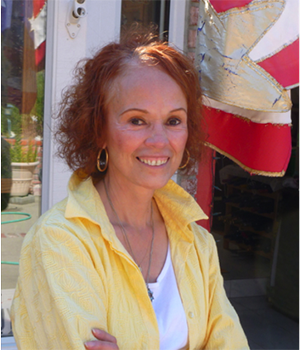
[103,179,155,302]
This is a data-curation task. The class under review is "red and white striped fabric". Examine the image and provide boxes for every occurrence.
[29,0,47,67]
[197,0,299,176]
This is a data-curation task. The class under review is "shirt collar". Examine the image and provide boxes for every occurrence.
[65,172,112,231]
[65,172,208,242]
[153,180,208,242]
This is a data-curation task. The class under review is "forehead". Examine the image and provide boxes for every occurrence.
[106,63,185,107]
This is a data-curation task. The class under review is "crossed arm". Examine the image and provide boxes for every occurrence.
[84,329,118,350]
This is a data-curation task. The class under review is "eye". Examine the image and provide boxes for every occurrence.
[167,118,181,126]
[130,118,145,126]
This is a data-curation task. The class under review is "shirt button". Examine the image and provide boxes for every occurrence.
[188,311,194,318]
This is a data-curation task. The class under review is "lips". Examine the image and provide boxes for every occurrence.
[137,157,169,166]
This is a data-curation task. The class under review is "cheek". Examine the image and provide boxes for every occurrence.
[183,131,188,146]
[114,134,124,149]
[173,130,188,151]
[108,130,141,154]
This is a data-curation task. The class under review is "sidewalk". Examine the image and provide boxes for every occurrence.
[1,197,41,342]
[1,196,41,289]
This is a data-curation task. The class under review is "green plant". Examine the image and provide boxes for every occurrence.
[10,135,38,163]
[10,134,22,162]
[34,70,45,136]
[1,104,22,137]
[25,141,38,163]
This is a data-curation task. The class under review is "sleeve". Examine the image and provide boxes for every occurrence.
[11,224,108,350]
[203,233,250,350]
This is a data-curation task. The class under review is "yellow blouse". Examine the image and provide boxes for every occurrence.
[11,173,249,350]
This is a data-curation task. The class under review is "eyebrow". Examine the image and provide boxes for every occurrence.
[120,107,187,116]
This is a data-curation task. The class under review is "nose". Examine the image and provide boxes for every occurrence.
[145,123,168,148]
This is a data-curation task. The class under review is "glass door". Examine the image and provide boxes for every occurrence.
[1,0,47,338]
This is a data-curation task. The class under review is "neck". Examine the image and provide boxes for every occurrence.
[96,175,155,230]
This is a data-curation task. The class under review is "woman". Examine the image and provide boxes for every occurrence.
[11,29,249,349]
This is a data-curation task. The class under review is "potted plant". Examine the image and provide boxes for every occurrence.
[10,135,39,196]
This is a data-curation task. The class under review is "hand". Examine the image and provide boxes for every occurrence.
[84,328,119,350]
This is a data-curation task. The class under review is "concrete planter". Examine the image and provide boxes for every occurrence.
[11,161,39,196]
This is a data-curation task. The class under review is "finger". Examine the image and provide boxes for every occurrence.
[91,328,117,344]
[84,340,119,350]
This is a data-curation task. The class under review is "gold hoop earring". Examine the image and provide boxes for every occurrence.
[178,149,190,170]
[97,148,108,172]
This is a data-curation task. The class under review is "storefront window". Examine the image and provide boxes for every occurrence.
[1,0,47,337]
[204,88,299,349]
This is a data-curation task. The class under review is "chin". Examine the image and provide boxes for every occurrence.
[136,176,171,191]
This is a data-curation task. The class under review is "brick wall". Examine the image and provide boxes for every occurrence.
[187,0,200,64]
[177,0,200,199]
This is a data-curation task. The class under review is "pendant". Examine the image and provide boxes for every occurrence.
[147,286,154,302]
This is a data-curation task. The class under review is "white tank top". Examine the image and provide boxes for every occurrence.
[148,244,188,350]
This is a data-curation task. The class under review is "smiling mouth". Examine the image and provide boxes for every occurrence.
[137,157,169,166]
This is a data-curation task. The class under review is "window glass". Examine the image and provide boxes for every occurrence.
[121,0,170,41]
[1,0,47,337]
[211,87,299,320]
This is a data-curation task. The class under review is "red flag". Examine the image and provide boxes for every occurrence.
[196,0,299,176]
[29,0,47,68]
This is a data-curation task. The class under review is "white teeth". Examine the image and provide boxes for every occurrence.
[139,158,168,166]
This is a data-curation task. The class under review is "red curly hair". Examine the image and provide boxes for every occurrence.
[55,27,206,181]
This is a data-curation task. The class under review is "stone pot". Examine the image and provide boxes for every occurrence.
[11,161,39,196]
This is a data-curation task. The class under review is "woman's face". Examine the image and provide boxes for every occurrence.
[103,64,188,191]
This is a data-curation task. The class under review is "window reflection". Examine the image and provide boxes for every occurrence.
[1,0,47,337]
[211,87,299,320]
[121,0,170,41]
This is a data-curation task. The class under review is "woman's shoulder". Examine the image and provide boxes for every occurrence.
[189,221,216,254]
[31,197,69,231]
[23,197,85,246]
